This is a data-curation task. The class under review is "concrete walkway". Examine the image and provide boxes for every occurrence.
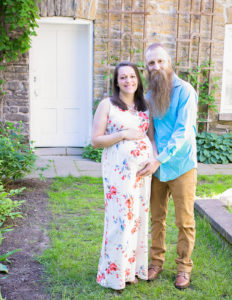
[27,148,232,179]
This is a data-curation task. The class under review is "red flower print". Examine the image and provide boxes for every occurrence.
[139,112,148,119]
[139,141,147,150]
[110,186,117,195]
[121,176,125,180]
[139,122,149,132]
[125,269,130,276]
[131,149,140,157]
[128,257,135,263]
[127,211,133,220]
[106,268,110,274]
[106,193,112,199]
[131,227,137,234]
[97,275,102,282]
[109,263,118,271]
[126,198,134,208]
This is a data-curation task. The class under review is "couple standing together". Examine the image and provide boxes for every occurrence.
[92,43,198,290]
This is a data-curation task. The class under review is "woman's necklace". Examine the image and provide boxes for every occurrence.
[127,103,136,112]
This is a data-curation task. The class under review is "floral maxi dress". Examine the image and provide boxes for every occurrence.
[97,101,153,290]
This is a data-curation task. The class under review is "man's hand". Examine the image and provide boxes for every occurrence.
[136,159,161,177]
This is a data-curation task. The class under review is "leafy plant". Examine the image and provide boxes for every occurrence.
[0,0,40,93]
[82,144,103,162]
[179,61,219,131]
[0,121,38,184]
[0,222,21,273]
[197,132,232,164]
[0,184,24,223]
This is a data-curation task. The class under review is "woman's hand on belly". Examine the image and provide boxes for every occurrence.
[121,129,146,141]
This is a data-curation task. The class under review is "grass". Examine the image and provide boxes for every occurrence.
[196,175,232,198]
[38,175,232,299]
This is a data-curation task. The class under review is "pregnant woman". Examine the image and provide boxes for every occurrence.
[92,62,157,290]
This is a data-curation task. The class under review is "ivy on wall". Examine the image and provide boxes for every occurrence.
[0,0,40,90]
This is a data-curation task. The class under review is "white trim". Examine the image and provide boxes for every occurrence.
[87,21,94,145]
[220,24,232,113]
[38,17,92,25]
[29,17,93,146]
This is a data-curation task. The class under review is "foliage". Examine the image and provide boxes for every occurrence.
[0,121,38,184]
[0,0,40,92]
[197,132,232,164]
[0,184,24,223]
[0,0,40,63]
[196,175,232,198]
[38,176,232,299]
[0,222,21,273]
[82,144,103,162]
[179,61,219,131]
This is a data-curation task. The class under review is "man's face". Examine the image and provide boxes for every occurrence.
[145,47,171,74]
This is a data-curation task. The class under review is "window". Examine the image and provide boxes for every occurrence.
[221,24,232,113]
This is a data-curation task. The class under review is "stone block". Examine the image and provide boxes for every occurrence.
[5,113,29,122]
[10,107,18,113]
[227,6,232,23]
[19,107,29,113]
[5,81,22,91]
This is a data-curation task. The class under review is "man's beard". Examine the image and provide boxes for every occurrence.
[148,67,173,117]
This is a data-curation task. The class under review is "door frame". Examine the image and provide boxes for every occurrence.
[29,17,93,147]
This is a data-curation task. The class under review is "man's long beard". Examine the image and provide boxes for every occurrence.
[148,67,173,117]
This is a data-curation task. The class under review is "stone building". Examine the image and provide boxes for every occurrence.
[0,0,231,147]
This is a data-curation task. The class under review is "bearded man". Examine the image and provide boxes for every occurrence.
[137,43,198,289]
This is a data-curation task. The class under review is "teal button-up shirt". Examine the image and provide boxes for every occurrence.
[146,74,198,182]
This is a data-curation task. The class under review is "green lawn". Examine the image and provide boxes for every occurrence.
[38,175,232,299]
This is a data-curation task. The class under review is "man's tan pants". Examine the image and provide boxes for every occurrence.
[150,168,197,273]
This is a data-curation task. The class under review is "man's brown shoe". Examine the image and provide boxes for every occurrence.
[175,271,191,289]
[148,264,163,281]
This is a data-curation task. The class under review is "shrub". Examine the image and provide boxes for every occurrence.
[0,121,37,183]
[82,144,103,162]
[197,132,232,164]
[0,184,24,223]
[0,222,21,273]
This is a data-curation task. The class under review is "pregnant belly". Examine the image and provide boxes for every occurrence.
[118,136,153,166]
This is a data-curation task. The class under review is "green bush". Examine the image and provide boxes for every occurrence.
[82,144,103,162]
[0,222,21,273]
[197,132,232,164]
[0,184,24,223]
[0,121,37,183]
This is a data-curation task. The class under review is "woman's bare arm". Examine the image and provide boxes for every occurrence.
[91,98,146,148]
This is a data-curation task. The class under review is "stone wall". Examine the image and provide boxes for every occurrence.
[93,0,232,133]
[0,0,231,139]
[0,52,30,136]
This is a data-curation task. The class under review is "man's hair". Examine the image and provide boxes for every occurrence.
[145,43,171,60]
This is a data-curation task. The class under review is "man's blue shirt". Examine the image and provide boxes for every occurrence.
[146,74,198,182]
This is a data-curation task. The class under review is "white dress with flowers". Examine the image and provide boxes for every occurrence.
[97,100,153,290]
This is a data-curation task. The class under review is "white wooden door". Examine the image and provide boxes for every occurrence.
[30,21,92,147]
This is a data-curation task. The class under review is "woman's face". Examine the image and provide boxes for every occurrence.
[117,66,138,95]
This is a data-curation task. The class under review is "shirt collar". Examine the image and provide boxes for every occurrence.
[173,73,182,88]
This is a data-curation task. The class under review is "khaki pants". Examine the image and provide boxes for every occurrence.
[150,168,197,273]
